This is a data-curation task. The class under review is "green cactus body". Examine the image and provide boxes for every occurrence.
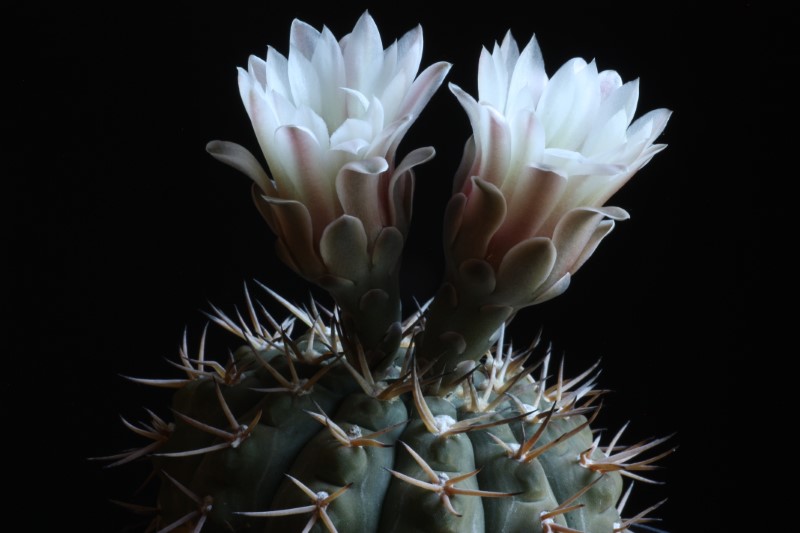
[100,307,672,533]
[380,396,483,533]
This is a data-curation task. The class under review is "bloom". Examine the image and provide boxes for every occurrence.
[208,13,450,283]
[446,32,670,307]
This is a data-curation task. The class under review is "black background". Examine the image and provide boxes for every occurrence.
[11,2,765,530]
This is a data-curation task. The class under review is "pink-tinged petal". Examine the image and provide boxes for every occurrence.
[387,146,434,230]
[275,238,302,274]
[452,177,507,262]
[290,18,322,59]
[452,135,477,195]
[531,273,571,304]
[544,206,629,288]
[494,237,556,306]
[273,125,336,234]
[341,12,384,93]
[206,141,276,195]
[251,184,277,233]
[571,219,616,273]
[334,156,389,243]
[490,166,567,258]
[371,226,404,278]
[392,171,414,236]
[391,146,435,184]
[396,61,452,121]
[450,83,481,130]
[443,193,467,250]
[261,196,326,279]
[476,105,512,188]
[319,215,369,282]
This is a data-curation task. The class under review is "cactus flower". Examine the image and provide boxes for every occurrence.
[208,13,451,282]
[446,32,670,307]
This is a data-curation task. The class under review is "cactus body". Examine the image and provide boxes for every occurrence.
[106,310,668,533]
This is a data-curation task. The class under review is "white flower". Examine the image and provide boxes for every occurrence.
[446,32,670,307]
[208,12,450,282]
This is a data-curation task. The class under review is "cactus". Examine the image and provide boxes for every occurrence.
[97,13,673,533]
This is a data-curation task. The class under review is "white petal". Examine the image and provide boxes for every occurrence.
[331,138,370,155]
[593,78,639,133]
[507,35,547,116]
[330,118,373,151]
[395,24,423,84]
[537,58,600,150]
[379,71,411,122]
[265,46,291,99]
[627,108,672,144]
[342,12,384,94]
[508,108,545,177]
[478,47,503,109]
[581,108,630,157]
[340,87,370,116]
[293,105,330,149]
[290,18,321,59]
[366,114,411,160]
[312,26,347,128]
[288,44,321,109]
[247,55,267,89]
[365,96,385,138]
[237,66,255,118]
[597,69,623,100]
[397,61,451,120]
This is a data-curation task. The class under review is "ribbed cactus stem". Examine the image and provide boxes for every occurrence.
[99,289,672,533]
[417,261,514,381]
[324,271,403,367]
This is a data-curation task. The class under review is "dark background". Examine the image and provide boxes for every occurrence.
[11,2,765,530]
